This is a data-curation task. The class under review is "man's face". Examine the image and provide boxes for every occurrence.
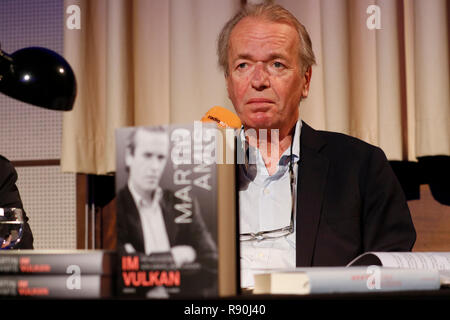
[126,130,169,198]
[226,17,311,133]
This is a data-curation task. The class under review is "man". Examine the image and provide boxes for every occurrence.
[116,126,217,272]
[0,155,34,249]
[217,4,416,288]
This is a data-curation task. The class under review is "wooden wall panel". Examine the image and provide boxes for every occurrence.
[409,184,450,251]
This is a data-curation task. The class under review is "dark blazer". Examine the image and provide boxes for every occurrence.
[296,122,416,267]
[0,155,34,249]
[116,185,217,268]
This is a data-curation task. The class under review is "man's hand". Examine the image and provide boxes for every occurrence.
[1,235,12,249]
[170,245,196,267]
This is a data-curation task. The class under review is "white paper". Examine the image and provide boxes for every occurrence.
[371,252,450,270]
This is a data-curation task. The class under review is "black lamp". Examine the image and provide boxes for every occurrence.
[0,46,76,111]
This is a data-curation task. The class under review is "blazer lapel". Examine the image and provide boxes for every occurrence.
[296,121,329,266]
[122,186,146,253]
[160,191,178,246]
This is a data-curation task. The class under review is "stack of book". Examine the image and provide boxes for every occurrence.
[0,250,116,298]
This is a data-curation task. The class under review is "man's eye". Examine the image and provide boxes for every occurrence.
[237,62,247,69]
[273,61,285,68]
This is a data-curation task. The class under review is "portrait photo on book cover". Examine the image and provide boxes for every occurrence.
[115,124,220,298]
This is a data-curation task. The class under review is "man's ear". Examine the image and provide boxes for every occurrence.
[301,66,312,98]
[125,148,133,168]
[225,72,232,100]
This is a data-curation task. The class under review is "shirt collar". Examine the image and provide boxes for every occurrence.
[128,181,163,208]
[238,119,302,168]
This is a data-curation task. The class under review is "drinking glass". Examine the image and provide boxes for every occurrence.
[0,208,24,249]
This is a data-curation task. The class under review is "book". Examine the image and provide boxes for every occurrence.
[0,274,112,298]
[115,123,239,298]
[0,250,116,275]
[253,266,441,295]
[347,251,450,287]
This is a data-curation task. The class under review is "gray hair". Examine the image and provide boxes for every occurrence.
[126,126,168,156]
[217,3,316,75]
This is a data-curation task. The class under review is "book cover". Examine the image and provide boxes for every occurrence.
[0,274,112,298]
[115,123,238,298]
[0,250,116,275]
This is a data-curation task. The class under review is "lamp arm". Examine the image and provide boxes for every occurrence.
[0,48,13,80]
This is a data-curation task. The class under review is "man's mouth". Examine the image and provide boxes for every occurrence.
[246,98,274,112]
[145,176,158,182]
[246,98,274,104]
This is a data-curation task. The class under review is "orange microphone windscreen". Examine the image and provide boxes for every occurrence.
[201,106,242,129]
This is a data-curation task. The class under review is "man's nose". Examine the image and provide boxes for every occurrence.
[251,63,270,91]
[148,157,162,171]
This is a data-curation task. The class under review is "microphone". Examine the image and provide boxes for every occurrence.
[201,106,241,129]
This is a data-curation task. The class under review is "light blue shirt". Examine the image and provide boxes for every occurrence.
[238,120,301,288]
